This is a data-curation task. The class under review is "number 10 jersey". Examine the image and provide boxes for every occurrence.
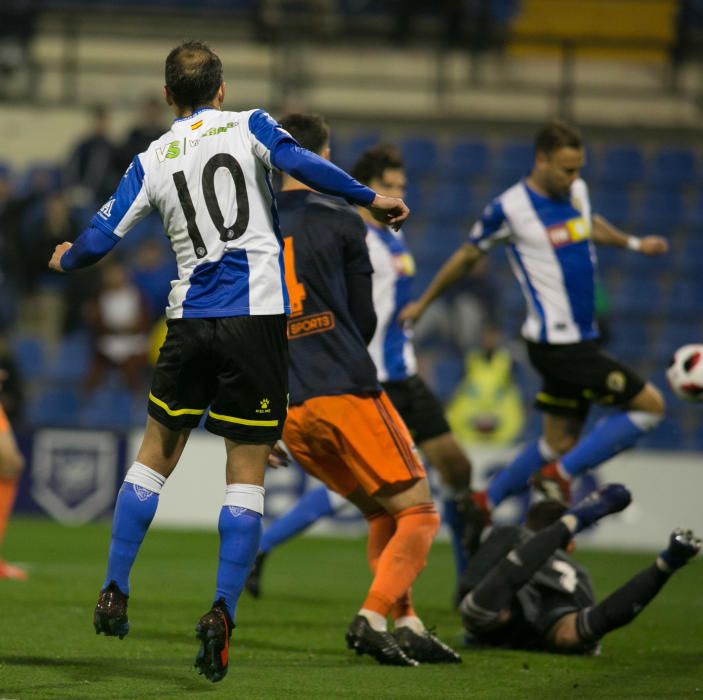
[90,107,292,319]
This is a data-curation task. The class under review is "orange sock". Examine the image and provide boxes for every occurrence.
[365,510,395,573]
[0,477,19,549]
[362,503,440,617]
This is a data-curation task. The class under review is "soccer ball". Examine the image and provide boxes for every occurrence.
[666,344,703,401]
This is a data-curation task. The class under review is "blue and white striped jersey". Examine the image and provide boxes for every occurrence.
[90,107,291,319]
[469,179,597,344]
[366,222,417,382]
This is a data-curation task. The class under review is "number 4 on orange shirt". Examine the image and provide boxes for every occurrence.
[283,236,307,318]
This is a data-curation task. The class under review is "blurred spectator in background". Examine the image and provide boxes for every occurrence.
[114,96,168,174]
[0,167,22,331]
[64,105,119,209]
[83,261,151,393]
[0,0,37,98]
[446,325,524,445]
[0,335,25,430]
[19,189,81,294]
[130,238,177,323]
[671,0,703,86]
[256,0,340,40]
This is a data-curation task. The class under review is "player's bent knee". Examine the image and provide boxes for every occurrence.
[629,383,666,416]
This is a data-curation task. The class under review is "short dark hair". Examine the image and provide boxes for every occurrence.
[279,113,330,155]
[525,499,568,532]
[351,144,404,185]
[165,41,223,110]
[534,119,583,155]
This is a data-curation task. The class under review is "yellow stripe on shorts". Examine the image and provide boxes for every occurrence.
[536,392,580,408]
[148,392,206,416]
[208,410,279,427]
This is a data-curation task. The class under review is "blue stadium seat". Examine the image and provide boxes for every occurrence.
[590,188,630,227]
[340,132,382,170]
[494,141,533,182]
[12,335,46,380]
[46,332,91,382]
[636,190,685,234]
[684,194,703,229]
[78,388,134,430]
[445,139,490,179]
[28,387,80,427]
[428,182,475,223]
[411,227,465,268]
[613,276,664,317]
[401,137,439,176]
[667,282,703,321]
[403,181,427,216]
[647,147,697,190]
[599,145,645,186]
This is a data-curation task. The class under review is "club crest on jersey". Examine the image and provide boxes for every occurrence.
[546,217,590,248]
[98,197,115,220]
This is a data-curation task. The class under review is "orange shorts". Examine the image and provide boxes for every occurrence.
[283,392,425,497]
[0,405,9,433]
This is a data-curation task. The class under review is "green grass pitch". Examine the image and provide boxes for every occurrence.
[1,517,702,699]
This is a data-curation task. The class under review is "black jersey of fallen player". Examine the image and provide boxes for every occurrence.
[275,190,381,405]
[461,525,595,649]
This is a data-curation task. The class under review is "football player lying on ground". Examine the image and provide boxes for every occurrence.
[458,484,700,653]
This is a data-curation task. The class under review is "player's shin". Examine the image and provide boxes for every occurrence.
[214,484,265,622]
[487,438,557,507]
[560,411,662,478]
[441,488,469,577]
[103,462,165,594]
[361,503,439,626]
[576,565,669,642]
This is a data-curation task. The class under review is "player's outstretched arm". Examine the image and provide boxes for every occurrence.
[592,214,669,256]
[399,243,482,325]
[271,141,409,230]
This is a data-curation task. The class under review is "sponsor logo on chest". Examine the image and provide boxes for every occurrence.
[546,216,590,248]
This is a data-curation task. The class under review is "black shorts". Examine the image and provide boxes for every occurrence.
[526,340,645,420]
[381,374,450,445]
[148,315,288,444]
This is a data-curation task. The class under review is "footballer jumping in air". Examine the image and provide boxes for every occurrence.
[48,41,408,683]
[401,120,669,527]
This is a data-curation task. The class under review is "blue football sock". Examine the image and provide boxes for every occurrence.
[103,482,159,595]
[442,495,468,577]
[260,486,334,554]
[215,505,262,622]
[487,440,546,507]
[560,413,647,478]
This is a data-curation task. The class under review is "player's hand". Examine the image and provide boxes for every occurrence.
[267,441,290,469]
[398,300,425,325]
[48,242,72,272]
[639,236,669,256]
[368,194,409,231]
